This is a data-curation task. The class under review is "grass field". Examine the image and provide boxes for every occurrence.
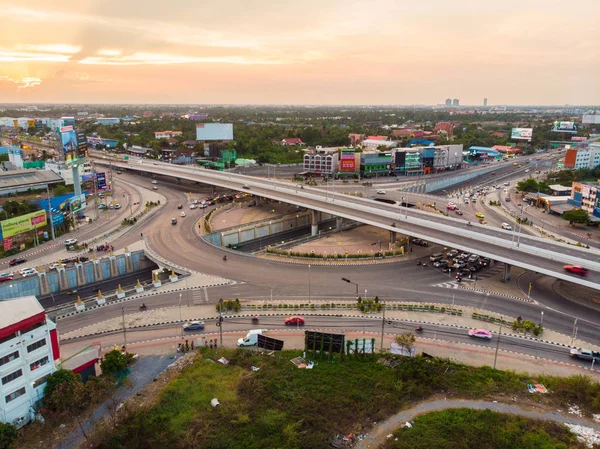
[381,408,587,449]
[95,349,600,449]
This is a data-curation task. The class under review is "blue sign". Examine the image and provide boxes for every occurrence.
[96,172,107,190]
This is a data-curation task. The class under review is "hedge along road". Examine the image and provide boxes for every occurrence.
[355,399,600,449]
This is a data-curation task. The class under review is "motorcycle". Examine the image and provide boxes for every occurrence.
[223,255,227,262]
[139,304,148,311]
[252,316,259,324]
[416,326,424,333]
[66,289,78,295]
[466,222,473,227]
[417,261,422,266]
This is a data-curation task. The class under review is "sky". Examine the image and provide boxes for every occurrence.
[0,0,599,105]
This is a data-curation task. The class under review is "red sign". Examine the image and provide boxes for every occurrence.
[3,237,13,251]
[340,152,356,172]
[30,214,46,226]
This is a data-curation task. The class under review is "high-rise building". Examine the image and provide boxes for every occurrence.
[484,98,488,106]
[452,99,459,107]
[445,98,452,106]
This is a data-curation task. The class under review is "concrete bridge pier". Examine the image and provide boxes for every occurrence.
[336,217,343,231]
[311,210,321,237]
[389,231,397,246]
[503,263,511,282]
[255,196,262,207]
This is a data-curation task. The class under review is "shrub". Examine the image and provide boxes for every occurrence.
[0,422,17,449]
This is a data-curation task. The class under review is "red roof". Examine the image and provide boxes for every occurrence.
[282,138,304,145]
[367,136,388,141]
[434,122,455,135]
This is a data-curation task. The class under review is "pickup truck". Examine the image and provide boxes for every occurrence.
[570,348,600,362]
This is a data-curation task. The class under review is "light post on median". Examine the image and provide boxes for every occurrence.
[571,318,578,346]
[493,316,503,370]
[341,277,359,301]
[308,264,311,304]
[380,299,386,351]
[179,293,183,337]
[540,311,544,327]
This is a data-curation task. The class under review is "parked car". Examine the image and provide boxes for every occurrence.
[468,329,492,340]
[433,260,448,268]
[284,316,305,326]
[151,180,158,184]
[183,321,205,331]
[98,204,107,210]
[9,258,26,266]
[467,255,479,263]
[411,238,428,247]
[65,238,78,246]
[564,265,588,276]
[446,250,459,258]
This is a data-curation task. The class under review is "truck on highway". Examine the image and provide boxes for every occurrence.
[570,348,600,362]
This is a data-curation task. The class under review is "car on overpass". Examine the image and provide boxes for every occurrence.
[0,273,13,283]
[564,265,588,276]
[9,258,26,266]
[284,316,305,326]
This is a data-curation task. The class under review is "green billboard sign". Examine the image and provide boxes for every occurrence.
[1,210,47,238]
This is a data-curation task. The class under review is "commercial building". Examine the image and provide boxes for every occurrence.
[568,181,600,218]
[348,134,366,145]
[154,131,182,139]
[96,118,121,126]
[361,152,393,177]
[484,98,488,106]
[362,139,397,151]
[303,147,339,177]
[45,161,93,185]
[196,123,233,141]
[582,114,600,125]
[564,144,600,169]
[0,297,59,427]
[452,99,460,107]
[445,98,452,106]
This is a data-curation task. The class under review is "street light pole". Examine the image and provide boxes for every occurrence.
[179,293,183,337]
[540,311,544,327]
[341,277,359,301]
[380,299,386,351]
[122,306,127,351]
[571,318,578,346]
[493,316,503,370]
[308,264,311,304]
[218,298,224,347]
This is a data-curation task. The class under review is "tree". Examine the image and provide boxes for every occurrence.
[44,369,86,412]
[516,178,539,193]
[54,184,67,196]
[0,422,18,449]
[100,349,129,376]
[562,209,590,225]
[394,332,416,352]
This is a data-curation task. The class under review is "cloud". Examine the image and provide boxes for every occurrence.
[0,75,42,89]
[0,43,80,63]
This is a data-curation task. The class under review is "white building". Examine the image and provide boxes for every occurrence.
[154,131,182,139]
[45,161,92,185]
[0,297,58,427]
[361,139,398,151]
[303,147,339,176]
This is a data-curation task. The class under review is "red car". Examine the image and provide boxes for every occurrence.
[564,265,589,276]
[284,316,305,326]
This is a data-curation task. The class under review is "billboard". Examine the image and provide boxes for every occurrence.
[340,150,356,172]
[77,131,87,154]
[1,210,47,238]
[196,123,233,141]
[69,194,87,213]
[511,128,533,141]
[96,172,107,190]
[552,121,578,134]
[60,126,78,164]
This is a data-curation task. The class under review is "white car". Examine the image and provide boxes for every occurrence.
[19,268,38,277]
[501,223,513,230]
[525,169,530,173]
[180,211,186,217]
[376,190,386,195]
[64,238,78,246]
[151,180,158,185]
[190,204,198,209]
[48,263,59,270]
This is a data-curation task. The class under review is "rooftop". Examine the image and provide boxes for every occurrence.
[0,296,45,338]
[548,184,572,192]
[0,169,63,192]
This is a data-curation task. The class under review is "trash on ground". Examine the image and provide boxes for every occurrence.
[565,424,600,448]
[569,404,583,416]
[306,361,314,369]
[290,356,307,367]
[251,366,260,372]
[210,398,220,407]
[217,357,229,365]
[527,383,548,393]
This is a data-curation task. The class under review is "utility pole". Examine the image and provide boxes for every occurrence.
[380,300,386,351]
[308,264,311,304]
[46,185,56,241]
[122,306,127,351]
[218,298,224,347]
[571,318,578,346]
[493,317,503,369]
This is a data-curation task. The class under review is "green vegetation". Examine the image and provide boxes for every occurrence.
[0,422,18,449]
[0,200,41,219]
[93,350,600,449]
[100,349,135,377]
[215,298,241,312]
[562,209,590,225]
[382,408,585,449]
[516,178,550,193]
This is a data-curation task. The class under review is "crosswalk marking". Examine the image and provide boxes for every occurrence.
[192,289,205,305]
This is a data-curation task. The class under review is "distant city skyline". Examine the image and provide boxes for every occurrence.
[0,0,598,105]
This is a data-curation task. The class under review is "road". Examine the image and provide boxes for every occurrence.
[95,158,600,289]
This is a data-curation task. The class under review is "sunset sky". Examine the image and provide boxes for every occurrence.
[0,0,598,105]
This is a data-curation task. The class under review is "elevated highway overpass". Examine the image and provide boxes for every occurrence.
[97,160,600,290]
